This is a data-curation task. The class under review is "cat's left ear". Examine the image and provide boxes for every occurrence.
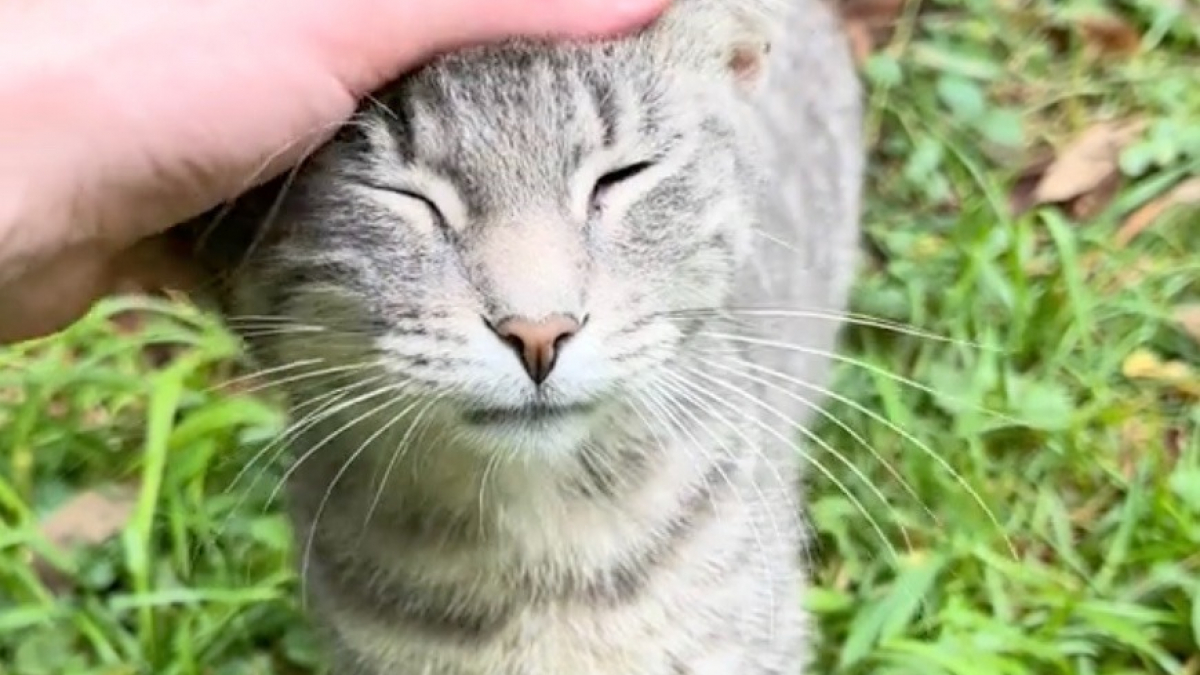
[643,0,780,91]
[726,31,771,90]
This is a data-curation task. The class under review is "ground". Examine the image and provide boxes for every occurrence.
[2,1,1198,673]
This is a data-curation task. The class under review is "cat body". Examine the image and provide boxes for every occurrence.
[193,0,863,672]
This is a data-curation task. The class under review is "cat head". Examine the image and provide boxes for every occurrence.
[208,2,783,458]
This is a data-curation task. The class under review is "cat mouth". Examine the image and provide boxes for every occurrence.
[461,402,595,425]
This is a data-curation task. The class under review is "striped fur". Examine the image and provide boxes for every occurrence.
[188,0,863,672]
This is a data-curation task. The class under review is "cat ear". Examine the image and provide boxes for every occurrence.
[643,0,781,90]
[726,34,771,89]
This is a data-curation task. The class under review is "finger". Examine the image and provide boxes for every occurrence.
[289,0,674,95]
[0,248,113,344]
[0,236,205,345]
[378,0,672,42]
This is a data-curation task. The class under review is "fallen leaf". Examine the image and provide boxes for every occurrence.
[844,17,875,65]
[40,485,138,550]
[840,0,906,25]
[33,484,139,591]
[1115,176,1200,246]
[1114,414,1190,479]
[838,0,906,64]
[1033,119,1146,206]
[1067,169,1123,220]
[1009,150,1056,216]
[1175,304,1200,346]
[0,386,24,405]
[1076,13,1141,57]
[1124,349,1170,379]
[1165,426,1187,465]
[1122,348,1200,398]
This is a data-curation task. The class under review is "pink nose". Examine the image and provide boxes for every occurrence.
[490,314,581,384]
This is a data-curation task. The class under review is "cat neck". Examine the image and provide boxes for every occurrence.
[283,398,747,560]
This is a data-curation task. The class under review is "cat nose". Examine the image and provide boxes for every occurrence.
[488,314,581,385]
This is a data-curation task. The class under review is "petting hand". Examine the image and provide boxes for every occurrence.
[0,0,669,343]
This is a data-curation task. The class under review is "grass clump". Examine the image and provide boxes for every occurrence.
[2,1,1198,673]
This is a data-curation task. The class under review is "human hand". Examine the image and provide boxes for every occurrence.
[0,0,669,343]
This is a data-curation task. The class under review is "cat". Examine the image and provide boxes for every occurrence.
[182,0,863,672]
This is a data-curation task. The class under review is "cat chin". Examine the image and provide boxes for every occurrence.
[450,410,598,460]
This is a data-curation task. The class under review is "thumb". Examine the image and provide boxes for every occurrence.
[293,0,673,96]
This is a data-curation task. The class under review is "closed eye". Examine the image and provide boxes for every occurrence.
[360,182,447,228]
[590,161,655,206]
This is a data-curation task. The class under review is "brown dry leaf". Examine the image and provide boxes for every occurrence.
[1033,119,1146,206]
[0,386,23,405]
[1165,426,1187,465]
[1067,170,1123,220]
[840,0,906,25]
[1076,14,1141,57]
[1174,304,1200,346]
[843,18,875,65]
[33,484,139,592]
[1115,176,1200,246]
[1122,348,1200,398]
[1117,416,1155,479]
[40,485,138,550]
[1184,654,1200,675]
[1009,151,1056,216]
[837,0,906,64]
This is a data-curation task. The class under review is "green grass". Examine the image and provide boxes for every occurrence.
[3,1,1199,673]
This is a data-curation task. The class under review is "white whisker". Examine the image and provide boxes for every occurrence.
[267,380,418,511]
[663,308,998,351]
[635,377,782,639]
[700,331,1021,425]
[206,358,324,393]
[224,376,382,498]
[300,386,424,609]
[228,362,377,398]
[662,365,901,560]
[694,354,936,527]
[716,353,1016,558]
[361,396,444,537]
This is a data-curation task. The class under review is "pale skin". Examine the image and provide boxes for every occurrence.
[0,0,669,344]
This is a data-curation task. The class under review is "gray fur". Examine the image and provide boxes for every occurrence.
[197,0,863,672]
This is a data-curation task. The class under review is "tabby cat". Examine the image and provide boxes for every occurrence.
[186,0,863,672]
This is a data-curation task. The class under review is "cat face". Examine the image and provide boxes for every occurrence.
[229,33,770,457]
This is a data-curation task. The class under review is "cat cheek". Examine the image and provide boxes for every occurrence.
[585,198,628,244]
